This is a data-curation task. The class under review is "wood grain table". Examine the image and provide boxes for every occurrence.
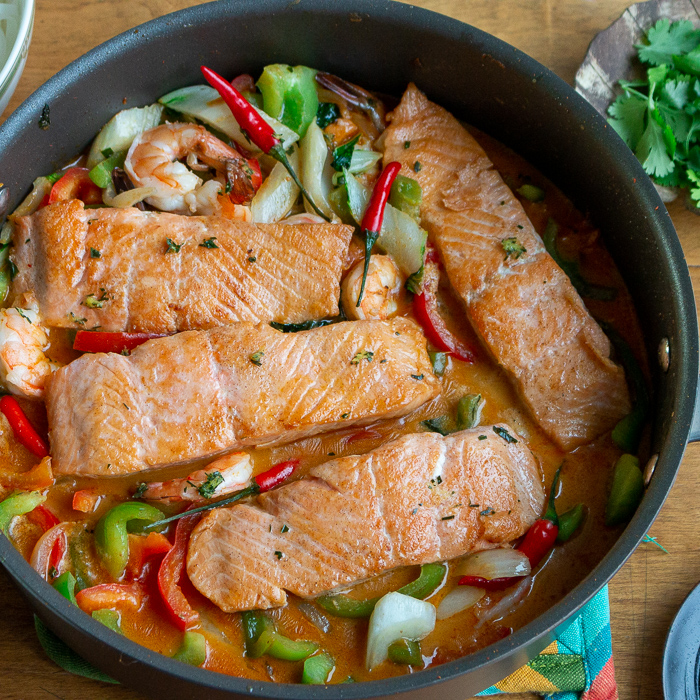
[0,1,697,699]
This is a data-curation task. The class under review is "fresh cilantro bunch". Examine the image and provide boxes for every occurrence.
[608,18,700,204]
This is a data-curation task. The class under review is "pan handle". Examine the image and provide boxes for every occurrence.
[688,380,700,444]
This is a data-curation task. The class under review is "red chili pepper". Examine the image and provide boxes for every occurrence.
[75,582,147,614]
[200,65,330,221]
[254,459,300,493]
[0,396,49,458]
[413,262,476,363]
[517,466,561,570]
[73,331,169,354]
[47,167,102,206]
[458,575,523,591]
[27,504,60,531]
[48,535,66,579]
[356,162,402,306]
[157,513,200,631]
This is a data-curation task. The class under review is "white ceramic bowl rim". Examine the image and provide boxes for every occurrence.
[0,0,33,89]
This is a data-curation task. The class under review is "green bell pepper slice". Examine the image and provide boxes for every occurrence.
[556,503,585,542]
[316,562,447,618]
[302,652,335,684]
[88,150,126,189]
[52,571,78,605]
[242,611,318,661]
[389,175,422,221]
[94,502,164,580]
[387,638,421,665]
[0,490,46,534]
[92,609,122,634]
[257,64,319,138]
[605,454,644,527]
[172,631,207,666]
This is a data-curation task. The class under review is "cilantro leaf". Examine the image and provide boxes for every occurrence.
[637,19,700,66]
[635,108,675,178]
[673,45,700,76]
[656,101,693,143]
[686,168,700,203]
[660,78,691,109]
[608,92,647,149]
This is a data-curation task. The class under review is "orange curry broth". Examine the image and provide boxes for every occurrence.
[0,126,647,685]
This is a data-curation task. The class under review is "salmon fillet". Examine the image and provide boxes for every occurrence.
[383,84,630,450]
[45,318,438,476]
[10,200,353,332]
[187,426,544,612]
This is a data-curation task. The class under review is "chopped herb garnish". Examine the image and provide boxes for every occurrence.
[101,147,114,159]
[469,503,480,508]
[501,237,526,261]
[478,435,487,441]
[351,350,374,365]
[89,247,101,258]
[516,224,524,230]
[412,507,418,515]
[493,425,518,443]
[224,180,232,194]
[281,524,290,533]
[341,412,350,419]
[15,308,32,324]
[441,515,455,521]
[38,104,50,130]
[123,403,130,411]
[69,312,87,326]
[8,260,17,280]
[328,452,335,456]
[480,507,495,516]
[45,172,61,184]
[133,483,147,499]
[248,256,257,263]
[250,350,264,366]
[270,318,335,333]
[332,134,360,171]
[410,374,424,381]
[199,237,219,249]
[84,293,105,309]
[404,140,411,149]
[198,471,224,499]
[422,417,451,435]
[413,161,422,172]
[166,238,183,254]
[316,102,340,129]
[274,551,284,560]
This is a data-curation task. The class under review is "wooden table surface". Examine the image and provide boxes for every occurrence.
[1,1,697,699]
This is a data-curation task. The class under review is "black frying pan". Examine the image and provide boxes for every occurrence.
[0,1,697,698]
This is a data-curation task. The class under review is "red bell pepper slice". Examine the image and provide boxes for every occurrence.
[72,488,100,514]
[27,504,60,532]
[75,581,147,614]
[47,167,103,206]
[73,331,169,354]
[0,396,50,458]
[126,531,172,580]
[157,513,200,631]
[413,262,476,363]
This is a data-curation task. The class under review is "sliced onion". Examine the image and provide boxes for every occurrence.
[103,184,157,208]
[9,177,53,220]
[250,146,301,223]
[366,591,435,671]
[457,548,531,580]
[298,602,331,633]
[475,577,531,629]
[436,586,485,620]
[30,522,80,581]
[299,120,334,220]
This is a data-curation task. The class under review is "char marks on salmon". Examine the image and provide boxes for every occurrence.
[45,318,439,476]
[11,200,353,332]
[186,426,544,612]
[383,84,630,450]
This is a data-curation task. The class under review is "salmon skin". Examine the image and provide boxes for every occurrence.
[186,426,544,612]
[45,318,439,477]
[383,84,630,450]
[10,200,353,333]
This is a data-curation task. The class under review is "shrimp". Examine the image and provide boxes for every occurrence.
[0,295,61,399]
[341,254,403,321]
[125,123,258,215]
[138,452,252,504]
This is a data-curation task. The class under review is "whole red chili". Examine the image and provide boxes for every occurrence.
[356,161,401,306]
[200,66,330,221]
[73,331,170,354]
[254,459,300,493]
[0,395,49,458]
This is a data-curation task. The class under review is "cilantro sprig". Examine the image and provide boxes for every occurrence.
[608,18,700,204]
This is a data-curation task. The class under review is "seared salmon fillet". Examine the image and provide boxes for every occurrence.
[45,318,438,476]
[10,200,352,332]
[383,84,630,450]
[187,426,544,612]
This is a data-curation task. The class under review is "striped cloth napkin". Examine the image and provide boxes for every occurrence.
[35,585,617,698]
[477,586,617,699]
